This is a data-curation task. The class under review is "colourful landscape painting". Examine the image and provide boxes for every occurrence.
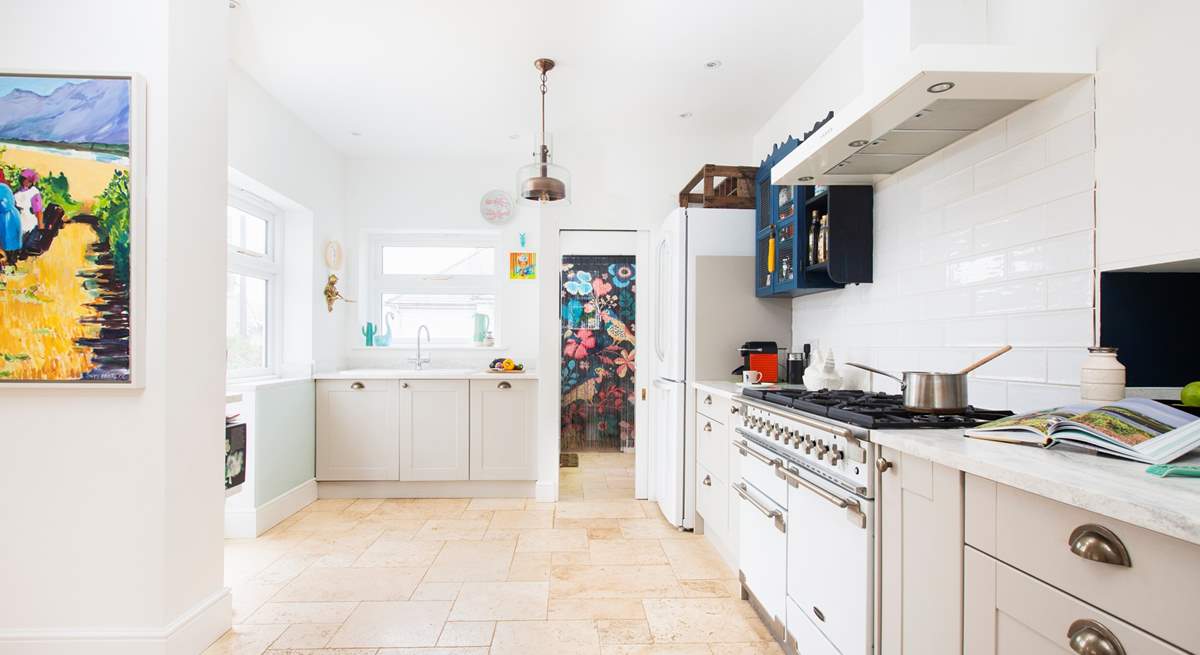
[0,74,133,383]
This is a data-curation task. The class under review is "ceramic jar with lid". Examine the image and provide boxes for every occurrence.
[1080,346,1126,402]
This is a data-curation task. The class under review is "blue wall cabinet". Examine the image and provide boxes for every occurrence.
[755,138,874,297]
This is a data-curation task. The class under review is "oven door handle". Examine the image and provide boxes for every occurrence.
[734,437,781,468]
[734,482,786,533]
[776,465,867,529]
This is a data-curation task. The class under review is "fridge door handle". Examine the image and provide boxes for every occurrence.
[655,239,668,363]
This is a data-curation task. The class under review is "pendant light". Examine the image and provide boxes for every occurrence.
[517,58,570,204]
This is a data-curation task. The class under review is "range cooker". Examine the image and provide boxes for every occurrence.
[730,388,1011,655]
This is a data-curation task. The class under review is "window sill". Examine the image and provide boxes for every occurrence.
[350,344,508,352]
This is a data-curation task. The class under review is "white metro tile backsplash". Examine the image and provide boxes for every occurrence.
[794,79,1096,413]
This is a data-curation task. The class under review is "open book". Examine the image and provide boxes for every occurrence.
[964,398,1200,464]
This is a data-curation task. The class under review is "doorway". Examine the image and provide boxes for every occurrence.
[557,230,650,499]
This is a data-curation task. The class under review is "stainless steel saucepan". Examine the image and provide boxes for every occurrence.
[846,345,1011,413]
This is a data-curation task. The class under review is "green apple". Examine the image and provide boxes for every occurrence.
[1182,382,1200,407]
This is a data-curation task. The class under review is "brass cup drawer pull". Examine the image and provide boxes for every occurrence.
[704,395,713,405]
[702,475,712,487]
[350,381,365,390]
[703,422,713,432]
[498,381,512,390]
[1068,619,1125,655]
[1068,524,1132,567]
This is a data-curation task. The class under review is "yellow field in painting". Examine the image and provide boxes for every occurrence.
[0,144,123,202]
[0,223,100,380]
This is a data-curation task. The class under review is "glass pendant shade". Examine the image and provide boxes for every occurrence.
[517,146,571,204]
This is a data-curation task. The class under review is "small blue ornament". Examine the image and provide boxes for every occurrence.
[519,232,527,248]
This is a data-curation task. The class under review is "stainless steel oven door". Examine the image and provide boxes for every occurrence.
[782,462,874,655]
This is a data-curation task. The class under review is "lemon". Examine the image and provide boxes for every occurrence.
[1182,382,1200,407]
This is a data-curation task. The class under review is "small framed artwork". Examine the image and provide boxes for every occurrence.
[0,72,146,386]
[509,252,536,280]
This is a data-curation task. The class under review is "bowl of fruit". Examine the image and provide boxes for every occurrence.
[489,358,525,373]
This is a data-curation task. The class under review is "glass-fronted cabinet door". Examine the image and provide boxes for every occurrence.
[773,219,798,293]
[755,233,774,297]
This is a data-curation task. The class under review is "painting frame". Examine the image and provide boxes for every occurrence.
[0,70,146,388]
[509,251,537,280]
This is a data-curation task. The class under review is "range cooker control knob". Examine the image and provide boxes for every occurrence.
[783,430,794,445]
[830,448,844,465]
[815,440,829,461]
[803,435,815,454]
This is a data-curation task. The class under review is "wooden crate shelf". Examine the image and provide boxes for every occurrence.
[679,164,759,209]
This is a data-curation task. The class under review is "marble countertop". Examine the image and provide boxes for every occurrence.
[872,429,1200,546]
[314,368,535,381]
[694,380,743,396]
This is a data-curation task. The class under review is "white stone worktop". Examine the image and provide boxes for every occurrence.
[872,428,1200,547]
[694,380,743,396]
[314,368,535,381]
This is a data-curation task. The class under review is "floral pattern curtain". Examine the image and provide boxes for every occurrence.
[561,255,636,452]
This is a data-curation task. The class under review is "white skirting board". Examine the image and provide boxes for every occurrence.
[224,478,318,538]
[0,587,231,655]
[318,480,536,499]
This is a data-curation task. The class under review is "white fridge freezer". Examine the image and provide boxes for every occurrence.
[648,207,791,529]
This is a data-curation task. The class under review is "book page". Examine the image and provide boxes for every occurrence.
[1056,398,1197,449]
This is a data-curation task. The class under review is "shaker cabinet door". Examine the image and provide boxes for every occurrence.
[470,379,537,480]
[878,446,964,655]
[316,379,400,481]
[399,379,470,481]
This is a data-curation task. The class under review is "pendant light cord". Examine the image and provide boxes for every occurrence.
[539,70,548,154]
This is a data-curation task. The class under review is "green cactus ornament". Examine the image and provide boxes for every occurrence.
[362,322,377,347]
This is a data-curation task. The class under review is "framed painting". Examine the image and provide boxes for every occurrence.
[509,251,536,280]
[0,72,145,386]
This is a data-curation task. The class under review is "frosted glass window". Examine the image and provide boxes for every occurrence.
[381,246,494,276]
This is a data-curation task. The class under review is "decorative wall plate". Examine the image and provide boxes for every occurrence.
[324,240,344,270]
[480,189,515,225]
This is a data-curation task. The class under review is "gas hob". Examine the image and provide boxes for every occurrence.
[740,388,1012,429]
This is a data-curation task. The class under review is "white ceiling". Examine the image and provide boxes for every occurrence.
[230,0,862,160]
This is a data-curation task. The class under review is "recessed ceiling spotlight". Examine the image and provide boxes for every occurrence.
[509,133,521,140]
[350,131,362,137]
[927,81,955,93]
[848,139,869,148]
[228,0,240,7]
[705,60,722,69]
[798,176,814,182]
[678,112,693,119]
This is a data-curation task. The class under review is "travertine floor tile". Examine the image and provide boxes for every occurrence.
[377,648,488,655]
[556,501,645,520]
[600,645,711,654]
[274,567,424,602]
[596,619,652,644]
[680,579,741,598]
[547,598,647,621]
[709,642,787,654]
[344,499,385,514]
[354,539,443,568]
[424,540,515,582]
[231,581,285,624]
[414,519,489,541]
[201,623,287,655]
[490,619,600,655]
[449,581,549,621]
[268,623,340,649]
[245,601,358,625]
[327,600,452,648]
[516,528,589,553]
[642,598,765,643]
[488,509,555,529]
[659,540,734,580]
[436,620,495,647]
[589,539,668,565]
[507,551,552,581]
[304,499,356,513]
[617,518,691,540]
[411,581,462,601]
[289,512,362,533]
[550,565,684,599]
[466,498,527,510]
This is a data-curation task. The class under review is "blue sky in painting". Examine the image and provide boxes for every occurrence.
[0,76,91,97]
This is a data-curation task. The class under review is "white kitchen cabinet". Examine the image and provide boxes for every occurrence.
[399,379,469,481]
[878,446,963,655]
[316,379,400,481]
[963,546,1186,655]
[469,379,537,480]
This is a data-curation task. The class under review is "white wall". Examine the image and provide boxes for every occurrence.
[228,65,347,373]
[0,1,229,653]
[792,80,1096,412]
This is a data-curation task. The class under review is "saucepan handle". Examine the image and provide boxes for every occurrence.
[845,362,905,385]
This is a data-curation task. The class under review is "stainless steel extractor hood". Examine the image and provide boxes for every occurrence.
[772,45,1094,186]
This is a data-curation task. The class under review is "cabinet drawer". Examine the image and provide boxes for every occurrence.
[964,547,1186,655]
[696,464,728,538]
[696,414,728,482]
[967,477,1200,652]
[697,390,731,422]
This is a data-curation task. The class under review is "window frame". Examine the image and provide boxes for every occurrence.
[364,231,500,347]
[226,189,283,380]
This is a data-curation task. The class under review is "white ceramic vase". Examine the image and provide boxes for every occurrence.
[1080,346,1125,402]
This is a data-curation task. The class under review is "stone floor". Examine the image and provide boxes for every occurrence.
[207,452,780,655]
